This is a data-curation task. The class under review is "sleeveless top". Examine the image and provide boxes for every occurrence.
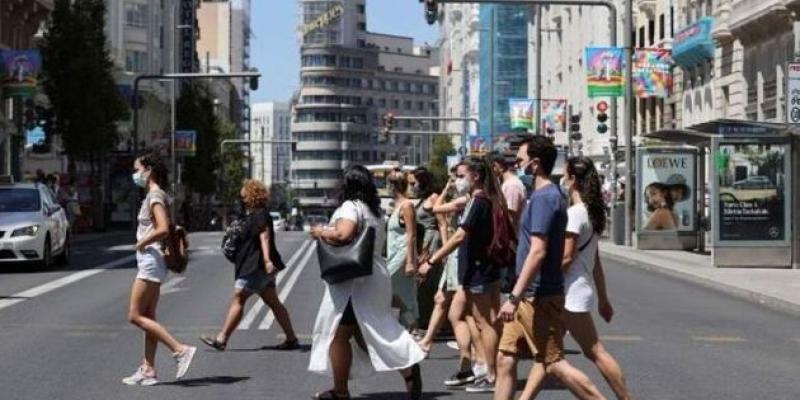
[385,202,410,276]
[415,201,441,255]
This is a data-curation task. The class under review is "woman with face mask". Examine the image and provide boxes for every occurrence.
[385,170,420,330]
[122,153,197,386]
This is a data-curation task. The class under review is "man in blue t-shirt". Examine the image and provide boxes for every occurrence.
[494,136,605,400]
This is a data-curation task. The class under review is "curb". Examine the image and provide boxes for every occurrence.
[600,251,800,318]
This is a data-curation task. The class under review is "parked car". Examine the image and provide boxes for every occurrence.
[270,212,285,231]
[0,177,70,268]
[732,175,774,190]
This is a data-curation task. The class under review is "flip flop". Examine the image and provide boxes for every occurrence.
[313,390,351,400]
[274,338,300,351]
[200,335,226,351]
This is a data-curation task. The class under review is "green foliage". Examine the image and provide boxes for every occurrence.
[40,0,128,162]
[178,83,225,195]
[218,119,246,205]
[428,135,455,188]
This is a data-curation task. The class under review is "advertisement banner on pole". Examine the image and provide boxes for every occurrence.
[175,130,196,157]
[541,99,567,133]
[508,98,535,131]
[585,47,624,97]
[633,49,673,98]
[1,50,42,98]
[786,62,800,123]
[639,150,696,232]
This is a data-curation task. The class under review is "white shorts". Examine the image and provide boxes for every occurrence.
[136,247,168,283]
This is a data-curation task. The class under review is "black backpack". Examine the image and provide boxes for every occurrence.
[221,217,246,263]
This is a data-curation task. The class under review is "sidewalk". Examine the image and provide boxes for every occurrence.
[71,230,132,244]
[599,240,800,316]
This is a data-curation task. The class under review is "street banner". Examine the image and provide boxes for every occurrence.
[509,98,535,131]
[469,136,490,155]
[585,47,624,97]
[1,50,42,98]
[633,49,673,98]
[541,99,567,133]
[639,150,695,232]
[786,62,800,123]
[175,130,197,157]
[716,143,788,241]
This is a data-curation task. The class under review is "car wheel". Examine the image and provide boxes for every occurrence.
[55,234,70,266]
[38,236,53,269]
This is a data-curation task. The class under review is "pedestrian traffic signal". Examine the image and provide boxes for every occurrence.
[569,114,580,134]
[596,101,608,134]
[422,0,438,25]
[381,112,395,140]
[249,76,259,91]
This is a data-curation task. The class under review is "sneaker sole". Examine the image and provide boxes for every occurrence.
[465,386,495,393]
[444,377,475,386]
[175,346,197,379]
[122,378,159,386]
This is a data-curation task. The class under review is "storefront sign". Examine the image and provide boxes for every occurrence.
[180,0,196,73]
[672,17,714,68]
[301,5,344,37]
[633,49,673,98]
[639,150,696,232]
[175,130,197,157]
[715,142,789,242]
[585,47,624,97]
[1,50,42,98]
[786,62,800,123]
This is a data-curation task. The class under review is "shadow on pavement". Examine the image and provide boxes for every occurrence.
[222,344,312,353]
[160,376,250,387]
[352,391,453,399]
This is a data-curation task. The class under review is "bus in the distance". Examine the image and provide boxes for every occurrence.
[366,162,417,216]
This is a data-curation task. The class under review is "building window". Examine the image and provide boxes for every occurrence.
[390,81,399,91]
[378,98,386,107]
[404,100,412,110]
[357,4,366,14]
[125,50,148,73]
[358,22,367,31]
[394,67,403,73]
[357,39,366,48]
[340,56,351,68]
[391,99,400,109]
[638,26,645,48]
[417,101,425,111]
[397,48,403,53]
[659,14,665,40]
[125,3,148,28]
[648,19,655,45]
[399,81,409,92]
[353,58,364,69]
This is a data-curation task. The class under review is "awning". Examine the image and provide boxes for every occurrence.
[645,119,795,147]
[643,128,714,147]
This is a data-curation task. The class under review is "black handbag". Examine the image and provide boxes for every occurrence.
[317,208,376,284]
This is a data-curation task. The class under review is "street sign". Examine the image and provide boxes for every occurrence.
[596,100,609,113]
[786,62,800,124]
[175,130,196,157]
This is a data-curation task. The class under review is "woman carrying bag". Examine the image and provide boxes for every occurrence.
[309,165,425,400]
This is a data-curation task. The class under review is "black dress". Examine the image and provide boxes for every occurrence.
[233,209,286,292]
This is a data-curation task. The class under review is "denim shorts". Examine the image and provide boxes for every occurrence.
[463,279,500,295]
[234,269,277,293]
[136,247,168,283]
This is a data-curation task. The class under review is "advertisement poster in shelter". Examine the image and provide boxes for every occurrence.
[639,151,695,232]
[716,143,788,241]
[633,49,673,98]
[585,47,624,97]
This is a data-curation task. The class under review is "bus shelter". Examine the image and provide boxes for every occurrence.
[646,119,799,269]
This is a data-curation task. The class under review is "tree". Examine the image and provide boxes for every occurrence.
[177,83,224,196]
[218,119,246,206]
[40,0,129,230]
[427,135,455,188]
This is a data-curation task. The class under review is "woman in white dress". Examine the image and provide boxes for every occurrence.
[520,156,631,400]
[309,165,425,400]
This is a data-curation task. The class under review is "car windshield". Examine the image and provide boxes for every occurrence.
[0,188,40,212]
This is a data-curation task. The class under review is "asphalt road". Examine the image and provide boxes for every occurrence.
[1,231,799,400]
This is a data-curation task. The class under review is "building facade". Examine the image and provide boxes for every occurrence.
[251,102,292,186]
[230,0,251,138]
[293,0,439,213]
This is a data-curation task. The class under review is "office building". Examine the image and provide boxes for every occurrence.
[251,102,292,186]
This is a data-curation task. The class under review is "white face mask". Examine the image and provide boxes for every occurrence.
[455,177,471,195]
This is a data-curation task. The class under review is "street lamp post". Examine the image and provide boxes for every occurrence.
[171,4,193,217]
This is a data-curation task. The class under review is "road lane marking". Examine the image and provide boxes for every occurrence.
[599,335,644,342]
[259,242,317,330]
[0,254,136,312]
[237,240,311,330]
[161,276,187,294]
[692,336,746,343]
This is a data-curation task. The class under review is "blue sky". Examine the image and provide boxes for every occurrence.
[250,1,439,103]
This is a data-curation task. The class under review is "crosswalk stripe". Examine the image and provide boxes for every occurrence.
[692,336,746,343]
[600,335,644,342]
[237,239,311,330]
[259,242,317,330]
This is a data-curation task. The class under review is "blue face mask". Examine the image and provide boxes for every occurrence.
[132,171,147,188]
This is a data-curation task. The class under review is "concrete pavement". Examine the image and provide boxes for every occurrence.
[1,232,799,399]
[600,241,800,316]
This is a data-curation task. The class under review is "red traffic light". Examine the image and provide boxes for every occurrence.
[596,101,608,113]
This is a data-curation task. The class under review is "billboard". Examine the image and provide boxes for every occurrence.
[585,47,624,97]
[1,50,42,98]
[639,150,696,232]
[715,143,789,242]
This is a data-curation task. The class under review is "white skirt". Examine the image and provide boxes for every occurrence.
[308,257,426,379]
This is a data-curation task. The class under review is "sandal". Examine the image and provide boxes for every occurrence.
[274,338,300,351]
[403,364,423,400]
[313,390,351,400]
[200,335,227,351]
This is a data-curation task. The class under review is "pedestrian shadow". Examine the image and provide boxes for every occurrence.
[221,344,312,353]
[352,391,453,399]
[160,375,250,387]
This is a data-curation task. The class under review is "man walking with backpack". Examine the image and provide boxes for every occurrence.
[495,137,605,400]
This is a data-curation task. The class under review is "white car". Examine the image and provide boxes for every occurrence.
[270,212,285,231]
[0,179,70,268]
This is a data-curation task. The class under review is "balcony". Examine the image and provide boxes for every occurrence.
[637,0,657,19]
[730,0,791,41]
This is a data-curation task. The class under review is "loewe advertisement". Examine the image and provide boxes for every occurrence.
[716,144,787,241]
[640,151,695,232]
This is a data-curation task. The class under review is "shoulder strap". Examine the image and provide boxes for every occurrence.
[578,232,595,252]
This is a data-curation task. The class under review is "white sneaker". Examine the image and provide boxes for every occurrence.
[174,346,197,379]
[446,340,459,350]
[122,366,159,386]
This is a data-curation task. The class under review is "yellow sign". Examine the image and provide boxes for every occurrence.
[302,5,344,37]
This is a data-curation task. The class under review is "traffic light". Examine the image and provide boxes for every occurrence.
[569,114,582,142]
[422,0,438,25]
[249,76,259,91]
[381,112,395,140]
[596,100,608,134]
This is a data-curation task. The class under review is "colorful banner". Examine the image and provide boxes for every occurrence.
[541,99,567,133]
[175,130,197,157]
[509,98,535,131]
[633,49,673,98]
[585,47,624,97]
[1,50,42,98]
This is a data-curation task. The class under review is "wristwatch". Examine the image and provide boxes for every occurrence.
[507,293,522,306]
